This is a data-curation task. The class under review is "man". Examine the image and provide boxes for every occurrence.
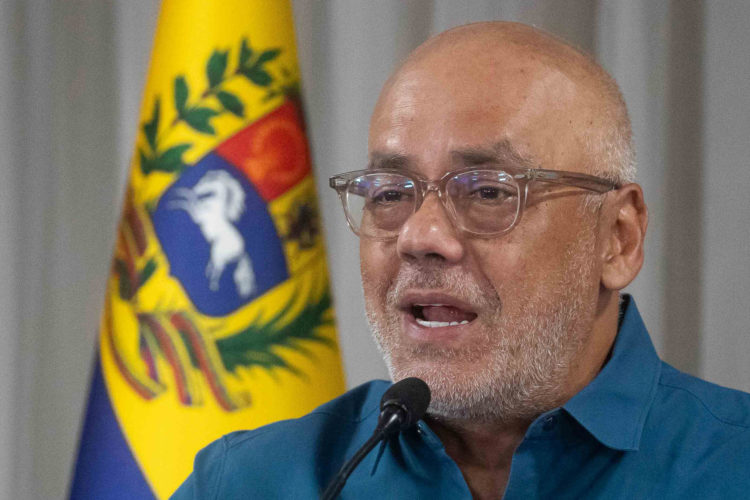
[173,22,750,499]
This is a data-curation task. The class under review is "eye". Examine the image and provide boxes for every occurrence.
[473,185,504,200]
[467,183,515,203]
[448,170,518,204]
[372,189,407,203]
[368,178,415,206]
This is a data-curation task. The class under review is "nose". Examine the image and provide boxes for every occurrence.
[396,192,465,263]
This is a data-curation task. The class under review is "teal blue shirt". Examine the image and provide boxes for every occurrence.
[172,296,750,499]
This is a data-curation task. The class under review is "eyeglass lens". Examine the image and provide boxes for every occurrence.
[344,170,521,237]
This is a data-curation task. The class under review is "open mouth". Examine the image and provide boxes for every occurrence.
[411,304,478,328]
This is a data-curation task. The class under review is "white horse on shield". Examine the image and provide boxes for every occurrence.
[170,170,256,298]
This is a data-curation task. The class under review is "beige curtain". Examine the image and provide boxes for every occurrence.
[0,1,747,497]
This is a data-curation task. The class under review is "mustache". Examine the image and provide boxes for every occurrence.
[386,263,501,310]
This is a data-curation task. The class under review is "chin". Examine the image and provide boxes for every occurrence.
[387,357,499,419]
[384,346,570,423]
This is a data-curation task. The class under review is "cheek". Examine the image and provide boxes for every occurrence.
[469,207,581,297]
[472,242,525,292]
[360,240,398,302]
[469,228,540,294]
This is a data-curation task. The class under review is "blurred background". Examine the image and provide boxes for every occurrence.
[0,0,748,498]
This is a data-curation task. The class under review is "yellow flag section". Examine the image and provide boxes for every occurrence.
[100,1,344,498]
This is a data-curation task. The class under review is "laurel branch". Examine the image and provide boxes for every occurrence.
[138,38,288,176]
[217,289,335,377]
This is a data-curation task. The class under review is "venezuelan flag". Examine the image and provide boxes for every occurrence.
[70,2,345,498]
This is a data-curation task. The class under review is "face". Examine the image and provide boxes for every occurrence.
[361,43,606,423]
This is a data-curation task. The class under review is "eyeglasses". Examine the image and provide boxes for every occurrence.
[329,166,619,239]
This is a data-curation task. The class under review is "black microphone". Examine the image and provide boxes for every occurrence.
[321,378,431,500]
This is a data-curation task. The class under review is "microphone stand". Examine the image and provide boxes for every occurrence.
[320,378,430,499]
[320,411,402,500]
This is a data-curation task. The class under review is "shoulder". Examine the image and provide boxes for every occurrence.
[656,363,750,429]
[641,364,750,496]
[216,378,387,462]
[170,380,389,499]
[645,364,750,476]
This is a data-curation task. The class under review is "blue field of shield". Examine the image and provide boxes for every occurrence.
[152,153,289,317]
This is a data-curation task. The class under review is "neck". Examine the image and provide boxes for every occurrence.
[562,288,620,399]
[425,415,529,499]
[427,415,530,468]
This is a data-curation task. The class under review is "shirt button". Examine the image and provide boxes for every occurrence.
[542,416,556,431]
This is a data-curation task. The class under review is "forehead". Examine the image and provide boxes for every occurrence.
[368,46,599,178]
[367,141,537,173]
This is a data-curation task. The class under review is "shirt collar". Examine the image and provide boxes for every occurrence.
[562,294,661,451]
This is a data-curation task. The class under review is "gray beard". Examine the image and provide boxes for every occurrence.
[364,234,597,423]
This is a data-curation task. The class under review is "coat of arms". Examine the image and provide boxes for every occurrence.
[104,38,337,412]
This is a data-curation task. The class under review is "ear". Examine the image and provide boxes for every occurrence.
[599,183,648,290]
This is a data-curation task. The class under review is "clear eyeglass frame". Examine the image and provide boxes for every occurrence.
[329,165,620,240]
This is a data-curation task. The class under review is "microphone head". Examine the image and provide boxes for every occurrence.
[380,377,431,428]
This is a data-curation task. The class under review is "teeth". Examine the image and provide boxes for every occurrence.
[415,318,470,328]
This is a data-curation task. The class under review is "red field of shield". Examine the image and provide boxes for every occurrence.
[215,99,312,202]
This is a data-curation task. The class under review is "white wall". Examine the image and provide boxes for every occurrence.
[702,1,750,389]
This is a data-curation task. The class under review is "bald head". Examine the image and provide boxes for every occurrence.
[370,21,635,184]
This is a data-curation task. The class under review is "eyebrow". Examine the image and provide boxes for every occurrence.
[451,141,538,170]
[367,140,538,172]
[367,152,412,171]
